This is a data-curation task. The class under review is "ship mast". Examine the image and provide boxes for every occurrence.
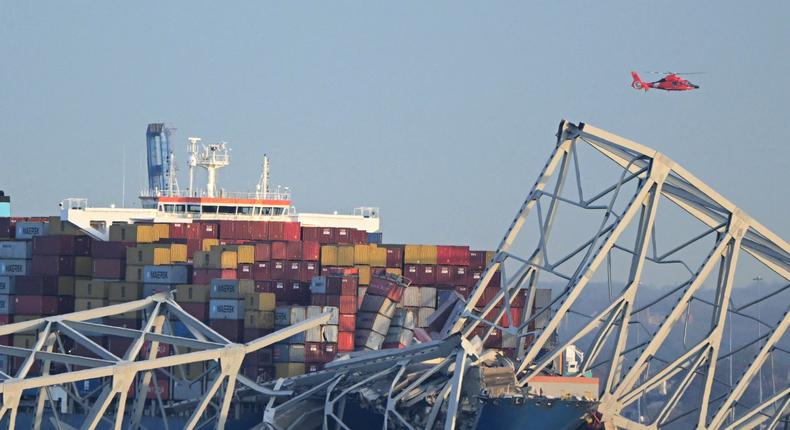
[257,155,270,198]
[187,137,201,197]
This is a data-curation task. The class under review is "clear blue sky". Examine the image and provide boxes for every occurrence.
[1,2,788,256]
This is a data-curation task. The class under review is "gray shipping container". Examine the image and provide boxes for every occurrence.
[355,329,385,351]
[143,265,189,285]
[322,306,339,325]
[0,241,32,259]
[274,306,291,326]
[273,344,290,363]
[309,276,326,294]
[288,345,305,362]
[172,380,205,401]
[0,294,14,314]
[419,287,437,309]
[402,287,420,308]
[209,279,253,299]
[321,325,338,343]
[289,307,306,324]
[209,299,245,320]
[360,295,397,317]
[306,305,322,319]
[0,259,29,276]
[15,222,47,239]
[418,308,434,328]
[357,312,392,336]
[143,284,172,297]
[0,276,14,294]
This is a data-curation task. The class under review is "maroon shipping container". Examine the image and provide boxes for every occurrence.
[469,251,487,270]
[268,222,285,241]
[32,255,75,276]
[339,296,357,314]
[15,295,58,314]
[235,221,253,240]
[283,222,300,241]
[325,294,341,307]
[192,222,218,240]
[0,315,10,345]
[0,218,11,239]
[300,261,319,283]
[403,265,419,284]
[285,261,300,281]
[335,228,351,244]
[193,269,220,284]
[436,265,454,286]
[92,258,125,279]
[237,263,254,280]
[286,282,309,303]
[255,280,273,293]
[385,246,403,268]
[272,281,287,301]
[453,266,469,286]
[352,229,368,244]
[301,226,319,242]
[311,294,326,306]
[253,262,271,280]
[128,379,170,401]
[338,314,356,332]
[286,241,301,260]
[270,261,286,280]
[323,342,337,362]
[305,342,323,362]
[181,303,209,320]
[58,296,75,314]
[91,241,130,259]
[186,239,202,257]
[141,341,172,358]
[420,265,437,285]
[271,242,287,260]
[33,235,91,256]
[318,227,335,244]
[219,220,236,240]
[302,241,320,261]
[254,243,271,261]
[455,285,471,299]
[108,336,134,356]
[210,319,244,342]
[14,275,58,295]
[250,221,268,241]
[168,223,189,239]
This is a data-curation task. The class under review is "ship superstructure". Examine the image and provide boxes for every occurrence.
[61,123,379,240]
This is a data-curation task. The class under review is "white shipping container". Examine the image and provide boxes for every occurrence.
[289,307,306,323]
[419,287,437,309]
[305,327,322,343]
[402,287,420,307]
[418,308,434,328]
[360,295,397,317]
[288,345,305,362]
[172,380,205,401]
[0,241,32,259]
[322,306,339,325]
[321,325,338,343]
[306,305,322,319]
[357,312,392,336]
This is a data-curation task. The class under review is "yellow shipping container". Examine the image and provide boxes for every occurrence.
[193,251,210,269]
[169,244,188,263]
[202,238,219,252]
[75,298,109,312]
[244,292,276,311]
[419,245,438,265]
[356,265,371,285]
[353,244,370,265]
[236,245,255,264]
[74,256,92,277]
[75,279,108,299]
[125,265,144,283]
[321,246,338,266]
[275,363,304,378]
[153,224,170,240]
[174,284,211,303]
[485,251,495,265]
[369,245,387,267]
[127,246,171,266]
[245,310,275,329]
[219,251,238,269]
[107,301,142,320]
[337,245,355,267]
[404,245,421,264]
[107,282,143,301]
[58,276,76,295]
[135,225,156,243]
[385,268,402,277]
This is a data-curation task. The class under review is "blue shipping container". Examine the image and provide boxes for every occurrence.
[0,276,13,294]
[143,265,189,284]
[15,222,47,239]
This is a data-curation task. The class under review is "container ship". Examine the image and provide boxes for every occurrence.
[0,123,615,429]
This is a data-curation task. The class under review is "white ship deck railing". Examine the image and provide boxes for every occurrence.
[139,189,292,201]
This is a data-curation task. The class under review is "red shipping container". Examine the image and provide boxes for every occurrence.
[436,265,453,286]
[420,265,436,285]
[255,280,273,293]
[210,320,244,342]
[305,342,323,362]
[237,263,254,280]
[455,285,471,299]
[286,241,302,260]
[250,221,268,241]
[301,227,319,242]
[385,246,403,268]
[338,314,356,332]
[403,265,419,284]
[186,239,202,257]
[301,241,320,261]
[451,246,470,266]
[141,341,172,358]
[91,241,130,259]
[325,294,340,307]
[452,266,469,286]
[469,251,487,270]
[15,295,58,314]
[193,269,220,284]
[14,275,58,295]
[323,343,337,362]
[318,227,335,244]
[92,258,125,279]
[321,267,358,277]
[219,221,236,240]
[271,261,286,280]
[236,221,252,240]
[335,228,351,244]
[253,262,271,280]
[337,332,354,352]
[32,255,75,276]
[352,229,368,244]
[219,269,237,280]
[254,243,271,261]
[168,223,188,239]
[268,222,285,241]
[181,303,209,320]
[300,261,319,283]
[128,379,170,401]
[283,222,301,241]
[366,276,399,298]
[436,246,453,266]
[271,242,287,260]
[311,294,326,306]
[285,261,301,281]
[339,296,357,314]
[194,222,218,239]
[511,290,526,307]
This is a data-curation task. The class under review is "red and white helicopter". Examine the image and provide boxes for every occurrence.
[631,71,701,92]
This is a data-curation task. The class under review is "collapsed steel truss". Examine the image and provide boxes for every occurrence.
[1,121,787,430]
[0,292,329,430]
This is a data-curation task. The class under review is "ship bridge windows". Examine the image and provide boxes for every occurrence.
[217,206,236,214]
[274,207,285,215]
[202,205,218,214]
[238,206,253,215]
[187,204,200,213]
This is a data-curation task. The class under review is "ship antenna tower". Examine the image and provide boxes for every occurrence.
[187,137,201,197]
[194,140,230,198]
[256,155,270,198]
